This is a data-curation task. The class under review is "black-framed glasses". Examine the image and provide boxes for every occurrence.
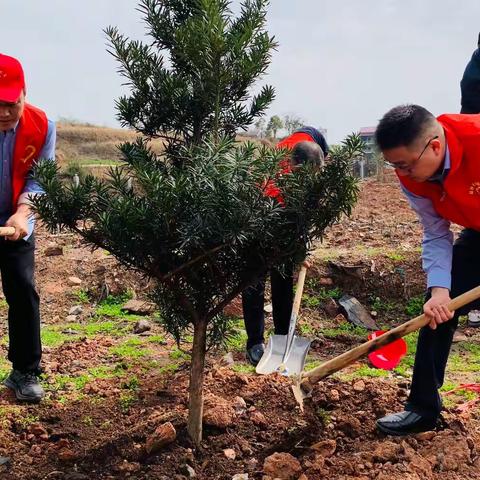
[384,135,439,171]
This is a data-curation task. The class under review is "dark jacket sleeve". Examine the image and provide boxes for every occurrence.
[461,48,480,114]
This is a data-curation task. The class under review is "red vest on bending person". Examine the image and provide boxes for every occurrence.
[398,114,480,231]
[12,103,48,207]
[263,132,318,204]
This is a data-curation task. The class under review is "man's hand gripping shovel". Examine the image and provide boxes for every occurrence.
[292,285,480,411]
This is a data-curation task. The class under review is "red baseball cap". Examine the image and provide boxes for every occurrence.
[0,54,25,103]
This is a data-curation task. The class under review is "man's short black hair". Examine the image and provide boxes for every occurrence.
[291,141,325,167]
[375,104,436,150]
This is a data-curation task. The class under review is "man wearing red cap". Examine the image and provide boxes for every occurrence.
[0,53,56,402]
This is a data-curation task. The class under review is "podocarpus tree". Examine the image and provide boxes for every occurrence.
[32,0,360,445]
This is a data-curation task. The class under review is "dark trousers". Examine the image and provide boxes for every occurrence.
[406,228,480,418]
[0,235,41,373]
[242,266,293,349]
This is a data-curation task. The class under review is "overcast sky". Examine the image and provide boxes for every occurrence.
[2,1,479,143]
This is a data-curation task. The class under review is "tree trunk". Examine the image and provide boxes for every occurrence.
[187,317,208,445]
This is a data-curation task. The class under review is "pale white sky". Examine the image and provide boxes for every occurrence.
[2,1,479,143]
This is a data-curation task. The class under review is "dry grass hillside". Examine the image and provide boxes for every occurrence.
[56,122,166,174]
[56,122,264,176]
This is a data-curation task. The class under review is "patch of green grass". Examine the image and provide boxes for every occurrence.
[460,341,480,356]
[341,364,390,380]
[405,295,424,317]
[386,252,405,261]
[110,338,150,359]
[157,362,182,375]
[302,293,321,308]
[41,329,76,348]
[82,416,94,426]
[319,321,368,338]
[371,297,399,314]
[298,322,316,335]
[304,358,322,370]
[169,347,190,360]
[147,334,166,344]
[231,363,255,374]
[318,287,342,301]
[121,375,140,391]
[95,291,136,318]
[449,352,480,372]
[225,325,248,353]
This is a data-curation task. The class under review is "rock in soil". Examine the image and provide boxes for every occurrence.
[310,439,336,457]
[68,305,83,315]
[145,422,176,454]
[232,474,248,480]
[67,276,82,286]
[133,319,152,334]
[263,452,302,480]
[121,299,155,315]
[223,448,236,460]
[203,395,236,428]
[44,245,63,256]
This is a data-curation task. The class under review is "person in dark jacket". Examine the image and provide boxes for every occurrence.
[243,127,328,366]
[460,33,480,114]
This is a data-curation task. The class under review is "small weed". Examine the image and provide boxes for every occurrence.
[386,252,405,261]
[119,391,137,413]
[405,295,424,317]
[82,416,94,426]
[302,294,321,308]
[318,287,342,301]
[231,363,255,374]
[316,408,331,426]
[75,289,90,304]
[121,376,140,391]
[298,322,316,335]
[16,414,39,430]
[371,297,398,314]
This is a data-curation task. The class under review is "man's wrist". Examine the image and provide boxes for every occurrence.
[431,286,450,296]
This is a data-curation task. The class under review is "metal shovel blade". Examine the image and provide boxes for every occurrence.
[256,334,311,376]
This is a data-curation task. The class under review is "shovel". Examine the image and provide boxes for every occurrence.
[256,265,311,376]
[292,284,480,410]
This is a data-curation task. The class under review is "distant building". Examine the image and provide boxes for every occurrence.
[359,126,377,162]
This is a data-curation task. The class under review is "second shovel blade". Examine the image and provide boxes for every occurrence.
[256,334,311,376]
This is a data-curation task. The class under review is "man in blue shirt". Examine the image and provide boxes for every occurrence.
[0,53,56,403]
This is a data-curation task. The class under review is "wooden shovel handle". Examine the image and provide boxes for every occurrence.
[301,285,480,387]
[0,227,15,237]
[292,265,308,317]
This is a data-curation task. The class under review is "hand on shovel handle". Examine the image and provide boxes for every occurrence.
[0,227,16,237]
[295,285,480,406]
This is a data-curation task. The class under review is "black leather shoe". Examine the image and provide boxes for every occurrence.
[246,343,265,366]
[376,410,438,436]
[4,370,45,403]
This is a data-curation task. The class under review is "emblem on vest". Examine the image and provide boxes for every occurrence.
[469,181,480,196]
[21,145,36,164]
[0,70,6,79]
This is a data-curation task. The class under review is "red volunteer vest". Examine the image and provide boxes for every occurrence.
[263,132,316,204]
[12,103,48,207]
[398,114,480,231]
